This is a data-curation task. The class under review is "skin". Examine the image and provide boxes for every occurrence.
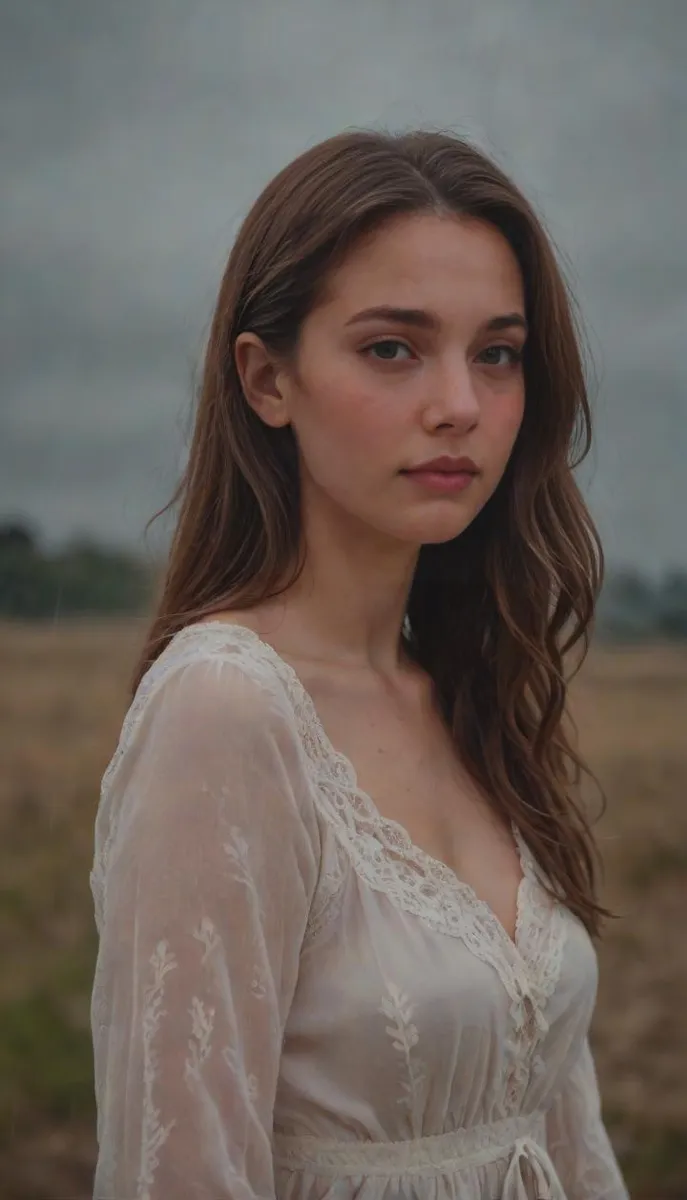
[233,211,527,679]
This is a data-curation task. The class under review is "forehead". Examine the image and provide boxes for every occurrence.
[320,211,524,316]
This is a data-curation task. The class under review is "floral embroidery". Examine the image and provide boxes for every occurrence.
[138,941,178,1200]
[379,979,428,1138]
[223,825,253,885]
[223,825,267,926]
[185,996,216,1080]
[193,915,220,964]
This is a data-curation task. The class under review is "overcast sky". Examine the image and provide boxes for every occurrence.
[2,0,685,572]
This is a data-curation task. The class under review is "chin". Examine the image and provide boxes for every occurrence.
[417,523,474,546]
[389,512,477,547]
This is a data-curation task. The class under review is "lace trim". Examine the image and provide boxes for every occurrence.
[501,866,568,1108]
[238,618,571,1113]
[184,626,567,1015]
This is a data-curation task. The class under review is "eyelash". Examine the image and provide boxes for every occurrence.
[362,339,524,366]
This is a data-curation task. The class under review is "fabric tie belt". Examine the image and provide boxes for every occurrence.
[503,1135,563,1199]
[273,1111,566,1199]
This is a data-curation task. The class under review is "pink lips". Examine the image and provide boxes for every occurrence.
[402,455,479,494]
[404,455,478,474]
[402,470,476,493]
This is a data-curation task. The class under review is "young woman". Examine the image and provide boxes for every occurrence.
[90,129,629,1199]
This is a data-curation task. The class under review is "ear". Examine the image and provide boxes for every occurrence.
[234,332,292,428]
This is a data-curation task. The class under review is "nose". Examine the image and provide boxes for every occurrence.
[421,359,480,433]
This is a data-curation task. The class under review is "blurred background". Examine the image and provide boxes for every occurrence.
[1,1,685,1196]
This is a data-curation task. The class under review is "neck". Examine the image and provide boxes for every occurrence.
[264,498,421,677]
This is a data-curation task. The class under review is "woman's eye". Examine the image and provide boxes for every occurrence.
[479,344,523,367]
[364,339,414,362]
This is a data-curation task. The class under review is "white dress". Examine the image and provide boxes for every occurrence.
[89,621,629,1200]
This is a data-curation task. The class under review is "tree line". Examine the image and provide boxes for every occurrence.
[1,520,686,640]
[0,521,154,619]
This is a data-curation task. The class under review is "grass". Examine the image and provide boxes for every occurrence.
[0,619,686,1198]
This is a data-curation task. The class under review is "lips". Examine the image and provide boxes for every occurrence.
[401,468,477,493]
[407,467,474,475]
[403,455,479,475]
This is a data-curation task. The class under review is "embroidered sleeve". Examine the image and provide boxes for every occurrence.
[90,654,320,1199]
[546,1036,629,1199]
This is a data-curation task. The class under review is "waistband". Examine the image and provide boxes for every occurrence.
[272,1110,549,1177]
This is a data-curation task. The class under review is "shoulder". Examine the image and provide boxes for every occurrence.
[92,620,326,935]
[144,618,294,718]
[104,620,303,791]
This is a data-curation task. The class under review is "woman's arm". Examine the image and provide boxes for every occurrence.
[90,654,320,1200]
[546,1035,629,1200]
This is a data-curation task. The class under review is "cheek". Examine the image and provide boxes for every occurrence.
[486,386,526,454]
[300,373,393,463]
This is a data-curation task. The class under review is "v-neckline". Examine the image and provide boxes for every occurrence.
[193,619,537,954]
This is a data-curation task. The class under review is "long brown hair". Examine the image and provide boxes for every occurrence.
[133,128,610,935]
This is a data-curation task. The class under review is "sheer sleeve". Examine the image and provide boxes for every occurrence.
[90,653,321,1200]
[546,1036,629,1199]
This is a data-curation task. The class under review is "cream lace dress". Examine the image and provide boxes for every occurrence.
[89,621,629,1200]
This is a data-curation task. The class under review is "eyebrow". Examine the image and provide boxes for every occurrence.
[344,306,528,335]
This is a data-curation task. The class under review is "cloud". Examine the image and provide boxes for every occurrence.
[1,0,685,568]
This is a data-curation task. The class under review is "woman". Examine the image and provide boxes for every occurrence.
[90,129,629,1199]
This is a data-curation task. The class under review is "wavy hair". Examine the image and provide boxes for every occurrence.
[133,128,610,935]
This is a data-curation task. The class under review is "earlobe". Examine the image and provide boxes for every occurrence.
[234,332,291,429]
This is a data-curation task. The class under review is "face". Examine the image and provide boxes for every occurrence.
[243,211,527,549]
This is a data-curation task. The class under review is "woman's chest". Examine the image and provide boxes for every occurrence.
[298,666,524,937]
[285,870,598,1130]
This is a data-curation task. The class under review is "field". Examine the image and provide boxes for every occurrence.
[0,619,686,1199]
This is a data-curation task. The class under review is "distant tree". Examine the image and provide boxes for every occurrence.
[0,519,154,618]
[656,570,687,639]
[0,520,39,553]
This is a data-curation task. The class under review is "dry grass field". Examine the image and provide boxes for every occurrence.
[0,618,686,1199]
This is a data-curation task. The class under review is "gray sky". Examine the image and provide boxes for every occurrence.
[2,0,685,572]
